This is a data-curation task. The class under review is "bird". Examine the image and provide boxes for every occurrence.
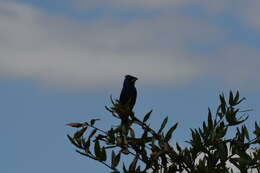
[119,75,138,111]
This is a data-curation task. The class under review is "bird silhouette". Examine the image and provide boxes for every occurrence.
[119,75,138,110]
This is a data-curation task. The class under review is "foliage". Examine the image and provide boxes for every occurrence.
[67,91,260,173]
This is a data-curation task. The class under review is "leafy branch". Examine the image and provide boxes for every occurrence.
[67,91,260,173]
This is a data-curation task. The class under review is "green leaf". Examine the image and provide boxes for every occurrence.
[115,152,121,168]
[165,123,178,142]
[111,151,116,168]
[228,115,248,126]
[123,163,128,173]
[143,110,152,123]
[225,109,236,125]
[230,158,240,168]
[100,147,107,161]
[94,140,102,160]
[189,129,203,149]
[242,125,250,141]
[110,95,115,105]
[88,129,97,139]
[111,151,121,169]
[237,97,246,105]
[176,142,182,152]
[74,137,82,148]
[129,155,138,172]
[84,139,91,153]
[141,130,148,139]
[136,166,141,173]
[254,122,260,137]
[229,91,234,106]
[105,106,113,112]
[234,91,240,103]
[203,122,207,133]
[219,94,226,106]
[67,135,80,147]
[218,142,228,162]
[216,125,227,139]
[216,106,224,119]
[105,145,117,149]
[158,116,168,134]
[208,108,213,130]
[129,128,135,138]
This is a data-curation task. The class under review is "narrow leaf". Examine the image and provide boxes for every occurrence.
[88,129,97,139]
[100,147,107,161]
[94,140,101,160]
[129,128,135,138]
[110,95,115,105]
[111,151,121,168]
[67,135,79,147]
[237,97,246,105]
[143,110,153,123]
[219,94,226,106]
[208,108,213,130]
[111,151,116,168]
[229,91,234,106]
[123,163,128,173]
[158,116,168,134]
[234,91,239,103]
[165,123,178,142]
[129,155,138,171]
[242,125,250,141]
[114,152,121,168]
[105,106,113,112]
[254,122,260,137]
[67,122,84,128]
[84,139,91,153]
[74,127,88,138]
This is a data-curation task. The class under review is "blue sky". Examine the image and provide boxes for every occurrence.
[1,0,260,172]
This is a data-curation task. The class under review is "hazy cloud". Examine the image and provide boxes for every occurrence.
[0,1,259,89]
[72,0,260,31]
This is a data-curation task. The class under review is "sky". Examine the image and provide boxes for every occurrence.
[0,0,260,172]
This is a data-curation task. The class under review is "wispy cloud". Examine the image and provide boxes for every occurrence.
[0,1,259,89]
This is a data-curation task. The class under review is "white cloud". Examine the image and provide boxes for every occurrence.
[71,0,188,9]
[212,44,260,88]
[72,0,260,31]
[239,0,260,30]
[71,0,230,13]
[0,1,259,89]
[0,1,209,89]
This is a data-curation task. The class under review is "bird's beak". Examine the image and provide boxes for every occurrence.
[132,77,138,82]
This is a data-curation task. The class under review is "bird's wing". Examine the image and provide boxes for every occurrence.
[119,86,129,104]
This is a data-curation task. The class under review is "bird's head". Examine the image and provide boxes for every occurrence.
[124,75,138,85]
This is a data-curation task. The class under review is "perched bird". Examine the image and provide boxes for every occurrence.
[119,75,138,110]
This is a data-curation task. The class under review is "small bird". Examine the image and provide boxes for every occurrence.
[119,75,138,110]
